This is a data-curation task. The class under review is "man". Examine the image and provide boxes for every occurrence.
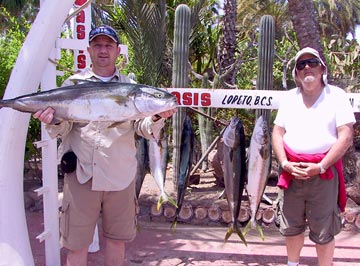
[34,25,176,266]
[272,47,355,266]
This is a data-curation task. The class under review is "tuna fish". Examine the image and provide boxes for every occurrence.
[148,128,177,210]
[243,115,271,240]
[0,81,178,123]
[171,116,194,231]
[222,117,247,245]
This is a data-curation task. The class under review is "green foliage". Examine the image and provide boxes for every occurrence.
[0,7,30,98]
[104,0,167,86]
[325,38,360,91]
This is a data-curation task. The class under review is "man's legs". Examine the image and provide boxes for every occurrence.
[316,239,335,266]
[105,239,125,266]
[66,247,88,266]
[286,233,304,265]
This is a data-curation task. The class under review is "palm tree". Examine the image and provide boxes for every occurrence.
[218,0,238,86]
[315,0,360,40]
[103,0,167,86]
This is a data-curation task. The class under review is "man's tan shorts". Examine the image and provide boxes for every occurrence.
[60,172,138,250]
[277,167,342,244]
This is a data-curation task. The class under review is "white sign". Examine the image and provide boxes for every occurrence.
[167,88,360,112]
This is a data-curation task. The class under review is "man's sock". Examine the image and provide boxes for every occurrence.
[287,261,299,266]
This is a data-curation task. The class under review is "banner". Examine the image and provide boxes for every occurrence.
[167,88,360,112]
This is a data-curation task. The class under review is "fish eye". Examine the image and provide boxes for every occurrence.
[154,92,164,98]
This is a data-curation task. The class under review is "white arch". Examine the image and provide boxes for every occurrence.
[0,1,75,265]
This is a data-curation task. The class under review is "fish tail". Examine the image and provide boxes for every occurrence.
[170,216,178,232]
[157,195,166,211]
[224,227,234,243]
[236,228,248,246]
[165,192,178,209]
[243,219,264,241]
[242,220,252,237]
[256,223,265,241]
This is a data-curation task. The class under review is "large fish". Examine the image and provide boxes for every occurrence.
[222,117,247,245]
[243,115,271,240]
[0,81,178,123]
[171,116,194,231]
[148,128,177,210]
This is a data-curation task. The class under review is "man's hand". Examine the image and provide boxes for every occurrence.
[33,107,55,124]
[282,161,309,179]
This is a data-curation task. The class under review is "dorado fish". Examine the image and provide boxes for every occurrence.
[148,128,177,210]
[171,116,194,231]
[222,117,247,245]
[243,115,271,240]
[0,81,178,123]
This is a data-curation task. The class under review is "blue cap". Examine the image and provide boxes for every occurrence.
[89,25,119,44]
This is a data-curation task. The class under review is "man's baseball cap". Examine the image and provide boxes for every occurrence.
[89,25,119,44]
[292,47,328,85]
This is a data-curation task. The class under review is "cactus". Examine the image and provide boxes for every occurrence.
[171,4,191,187]
[198,73,211,171]
[255,15,275,124]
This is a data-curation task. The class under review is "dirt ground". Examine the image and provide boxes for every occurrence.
[25,168,360,266]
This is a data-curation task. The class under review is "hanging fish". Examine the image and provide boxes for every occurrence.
[135,136,149,198]
[243,115,272,240]
[222,117,247,245]
[148,128,177,210]
[171,116,194,231]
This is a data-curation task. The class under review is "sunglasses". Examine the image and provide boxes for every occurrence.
[296,58,321,70]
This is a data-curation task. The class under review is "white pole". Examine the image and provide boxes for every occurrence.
[0,1,75,265]
[37,48,61,266]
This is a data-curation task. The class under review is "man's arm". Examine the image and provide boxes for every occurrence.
[320,123,354,171]
[33,107,72,138]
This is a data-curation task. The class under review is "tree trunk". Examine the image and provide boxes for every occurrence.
[288,0,325,61]
[218,0,237,86]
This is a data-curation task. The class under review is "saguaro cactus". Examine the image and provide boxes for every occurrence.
[255,15,275,124]
[171,4,191,187]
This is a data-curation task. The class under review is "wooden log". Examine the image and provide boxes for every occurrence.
[344,212,356,223]
[163,205,176,219]
[256,209,263,221]
[238,207,250,222]
[208,205,221,222]
[221,210,232,223]
[194,207,208,220]
[343,223,357,231]
[150,203,163,217]
[262,208,275,224]
[179,202,193,220]
[355,213,360,230]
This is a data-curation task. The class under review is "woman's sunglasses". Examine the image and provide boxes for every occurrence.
[296,58,321,70]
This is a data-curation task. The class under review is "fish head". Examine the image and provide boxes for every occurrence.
[252,116,270,145]
[133,86,178,116]
[223,117,241,148]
